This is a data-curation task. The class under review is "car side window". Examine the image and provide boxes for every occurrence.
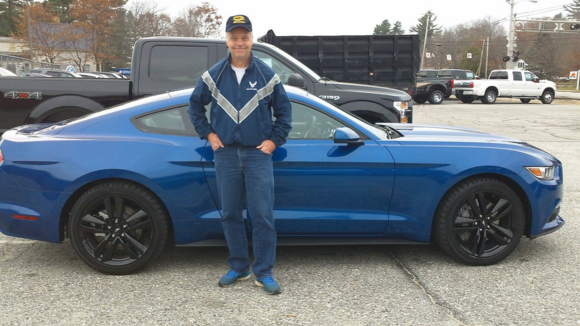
[513,71,523,81]
[253,50,295,84]
[150,46,209,84]
[524,72,534,81]
[133,106,198,136]
[287,101,346,140]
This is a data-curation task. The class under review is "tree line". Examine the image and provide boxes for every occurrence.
[0,0,222,71]
[2,0,580,77]
[375,3,580,78]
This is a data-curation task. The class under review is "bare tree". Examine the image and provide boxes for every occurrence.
[172,2,222,38]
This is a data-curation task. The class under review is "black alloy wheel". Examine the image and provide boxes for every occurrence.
[434,177,524,265]
[69,182,168,274]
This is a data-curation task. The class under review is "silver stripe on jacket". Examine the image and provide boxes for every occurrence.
[202,71,281,124]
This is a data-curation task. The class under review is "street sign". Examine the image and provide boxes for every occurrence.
[570,71,577,79]
[426,53,431,58]
[467,53,472,59]
[447,54,452,61]
[65,65,76,72]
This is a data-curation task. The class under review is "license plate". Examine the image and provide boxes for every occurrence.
[462,91,474,95]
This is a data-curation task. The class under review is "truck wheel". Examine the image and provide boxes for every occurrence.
[520,99,531,104]
[460,96,475,103]
[540,91,554,104]
[481,90,497,104]
[428,90,444,104]
[413,96,428,104]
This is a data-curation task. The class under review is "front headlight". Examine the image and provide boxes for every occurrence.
[525,166,555,180]
[393,101,409,112]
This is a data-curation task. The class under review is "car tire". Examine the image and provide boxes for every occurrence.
[460,95,475,103]
[481,89,497,104]
[520,99,531,104]
[541,90,554,104]
[69,181,168,274]
[433,177,524,266]
[428,90,444,104]
[413,96,428,104]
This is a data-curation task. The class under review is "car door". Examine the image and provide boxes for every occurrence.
[201,100,394,236]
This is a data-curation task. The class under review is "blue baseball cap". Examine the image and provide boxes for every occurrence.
[226,15,252,32]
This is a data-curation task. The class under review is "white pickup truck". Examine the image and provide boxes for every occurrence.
[454,69,557,104]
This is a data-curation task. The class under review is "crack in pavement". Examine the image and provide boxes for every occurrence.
[389,251,469,326]
[0,242,37,263]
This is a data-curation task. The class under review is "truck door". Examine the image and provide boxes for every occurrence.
[510,71,525,96]
[523,71,541,96]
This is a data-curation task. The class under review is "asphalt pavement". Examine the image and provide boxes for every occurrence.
[1,98,579,325]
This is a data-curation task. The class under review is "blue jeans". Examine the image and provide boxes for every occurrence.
[213,145,276,279]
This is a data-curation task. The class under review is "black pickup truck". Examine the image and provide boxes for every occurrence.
[412,69,453,104]
[0,37,413,134]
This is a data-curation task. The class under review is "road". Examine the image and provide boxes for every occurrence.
[1,99,579,325]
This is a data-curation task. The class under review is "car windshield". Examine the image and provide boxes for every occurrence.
[257,42,322,81]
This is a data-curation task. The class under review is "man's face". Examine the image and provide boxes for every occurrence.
[226,27,253,63]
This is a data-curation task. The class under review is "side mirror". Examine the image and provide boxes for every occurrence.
[287,73,305,89]
[334,127,364,146]
[533,77,539,83]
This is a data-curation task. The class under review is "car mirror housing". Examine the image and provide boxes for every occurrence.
[287,73,306,88]
[334,127,364,145]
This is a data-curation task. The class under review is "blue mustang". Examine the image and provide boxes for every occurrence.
[0,87,564,274]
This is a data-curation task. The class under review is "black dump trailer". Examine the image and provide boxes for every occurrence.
[258,30,420,93]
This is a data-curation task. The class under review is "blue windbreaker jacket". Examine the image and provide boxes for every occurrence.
[188,53,292,147]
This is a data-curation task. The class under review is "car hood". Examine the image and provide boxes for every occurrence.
[383,123,517,142]
[323,81,412,101]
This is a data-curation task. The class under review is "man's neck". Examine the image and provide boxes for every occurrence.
[230,56,250,68]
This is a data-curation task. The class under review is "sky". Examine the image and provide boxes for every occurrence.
[125,0,574,38]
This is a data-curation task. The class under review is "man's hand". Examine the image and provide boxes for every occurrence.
[208,132,224,151]
[257,140,276,154]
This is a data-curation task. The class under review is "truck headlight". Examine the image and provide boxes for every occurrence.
[393,101,408,112]
[525,166,555,180]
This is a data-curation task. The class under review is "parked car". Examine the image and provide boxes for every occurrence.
[0,86,564,274]
[78,72,105,78]
[91,71,127,79]
[454,69,557,104]
[0,67,16,76]
[17,73,52,78]
[29,69,82,78]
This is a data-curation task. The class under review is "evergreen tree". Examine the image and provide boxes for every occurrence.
[44,0,73,23]
[392,21,405,35]
[0,0,24,37]
[564,0,580,19]
[374,19,405,35]
[410,11,441,44]
[373,19,391,35]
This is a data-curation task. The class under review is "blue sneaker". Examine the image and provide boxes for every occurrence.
[255,276,282,295]
[218,270,251,287]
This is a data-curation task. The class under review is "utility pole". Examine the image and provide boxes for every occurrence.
[506,0,537,69]
[420,12,431,70]
[26,0,34,69]
[485,37,490,78]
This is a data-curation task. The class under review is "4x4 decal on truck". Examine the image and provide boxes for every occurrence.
[4,91,43,100]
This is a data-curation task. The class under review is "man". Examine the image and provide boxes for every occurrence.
[188,15,292,295]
